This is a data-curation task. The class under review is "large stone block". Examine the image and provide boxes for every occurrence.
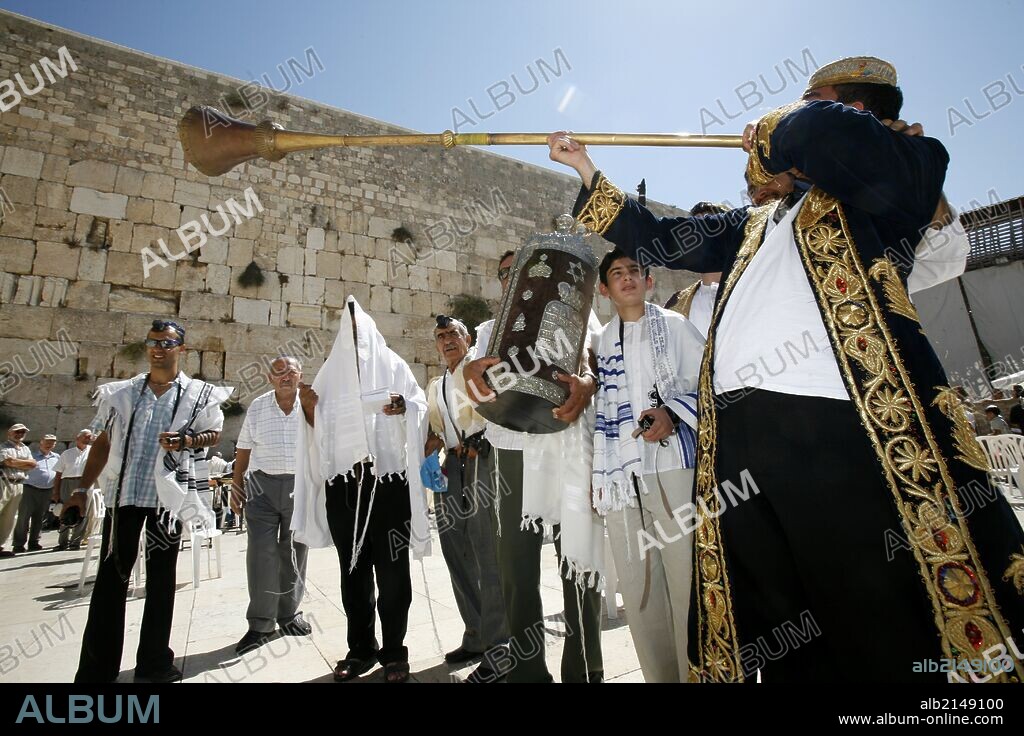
[0,147,44,179]
[0,336,77,376]
[1,174,38,205]
[174,261,207,292]
[316,251,341,279]
[141,172,175,201]
[63,281,110,310]
[152,200,182,228]
[233,297,271,325]
[33,242,80,279]
[174,180,211,208]
[73,344,116,379]
[0,304,53,340]
[114,166,146,197]
[306,227,325,250]
[286,304,322,328]
[35,181,69,210]
[368,216,400,239]
[179,292,232,322]
[67,160,118,192]
[0,237,35,274]
[108,286,178,315]
[69,187,127,219]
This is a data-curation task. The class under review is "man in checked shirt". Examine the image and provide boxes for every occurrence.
[231,356,312,655]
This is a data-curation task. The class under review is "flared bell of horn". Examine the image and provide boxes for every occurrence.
[178,106,286,177]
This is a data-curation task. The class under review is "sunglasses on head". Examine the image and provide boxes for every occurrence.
[498,267,511,280]
[145,338,183,349]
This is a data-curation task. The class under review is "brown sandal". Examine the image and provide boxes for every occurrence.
[333,657,375,682]
[384,661,410,683]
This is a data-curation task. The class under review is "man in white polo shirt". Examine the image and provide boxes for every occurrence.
[51,429,96,551]
[231,356,311,655]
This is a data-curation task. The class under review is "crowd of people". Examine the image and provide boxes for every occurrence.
[3,55,1023,685]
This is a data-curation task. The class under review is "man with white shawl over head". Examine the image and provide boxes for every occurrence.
[294,298,430,684]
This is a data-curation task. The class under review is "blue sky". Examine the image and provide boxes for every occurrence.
[3,0,1022,213]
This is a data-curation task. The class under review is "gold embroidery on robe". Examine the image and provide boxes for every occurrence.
[933,387,991,472]
[793,189,1021,682]
[690,201,777,683]
[868,258,921,322]
[1004,552,1024,595]
[576,173,626,235]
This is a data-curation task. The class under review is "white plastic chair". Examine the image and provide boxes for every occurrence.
[77,489,106,596]
[78,491,147,597]
[188,520,223,589]
[976,435,1024,501]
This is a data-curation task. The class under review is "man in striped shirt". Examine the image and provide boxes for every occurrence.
[231,356,311,655]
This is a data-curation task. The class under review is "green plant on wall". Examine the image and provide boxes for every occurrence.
[237,261,265,288]
[448,294,491,338]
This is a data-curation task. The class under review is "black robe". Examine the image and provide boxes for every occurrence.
[572,100,1024,683]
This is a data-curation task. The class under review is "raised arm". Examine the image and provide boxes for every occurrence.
[747,100,948,226]
[546,132,747,272]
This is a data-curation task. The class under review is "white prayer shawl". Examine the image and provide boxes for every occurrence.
[293,297,431,564]
[95,372,232,533]
[482,311,606,589]
[592,303,702,515]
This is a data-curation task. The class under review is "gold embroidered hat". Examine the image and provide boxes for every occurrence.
[805,56,898,93]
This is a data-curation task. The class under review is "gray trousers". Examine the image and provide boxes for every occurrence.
[58,478,92,547]
[434,448,509,653]
[245,470,308,634]
[13,484,50,548]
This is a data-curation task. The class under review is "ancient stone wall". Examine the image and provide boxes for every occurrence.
[0,10,697,448]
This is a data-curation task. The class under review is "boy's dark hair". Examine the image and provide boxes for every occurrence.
[151,319,185,341]
[834,82,904,122]
[499,250,515,266]
[599,248,649,286]
[690,201,730,217]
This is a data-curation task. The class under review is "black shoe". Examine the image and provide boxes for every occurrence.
[52,544,67,552]
[27,543,42,552]
[12,546,26,554]
[464,663,506,683]
[133,664,183,683]
[0,549,14,558]
[279,615,312,637]
[235,630,273,655]
[67,543,81,551]
[444,646,484,664]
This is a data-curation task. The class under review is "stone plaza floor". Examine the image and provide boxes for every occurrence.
[0,520,642,684]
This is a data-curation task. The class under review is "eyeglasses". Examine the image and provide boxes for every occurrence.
[498,267,511,281]
[145,338,183,349]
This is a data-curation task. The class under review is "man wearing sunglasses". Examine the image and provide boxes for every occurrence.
[0,423,37,558]
[70,319,232,683]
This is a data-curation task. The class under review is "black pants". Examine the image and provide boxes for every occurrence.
[715,389,944,683]
[325,465,412,665]
[75,505,181,683]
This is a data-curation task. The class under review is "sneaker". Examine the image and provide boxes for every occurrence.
[278,615,312,637]
[12,546,26,554]
[235,630,273,655]
[133,664,183,683]
[27,543,42,552]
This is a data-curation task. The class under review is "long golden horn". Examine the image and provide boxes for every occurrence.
[178,105,744,177]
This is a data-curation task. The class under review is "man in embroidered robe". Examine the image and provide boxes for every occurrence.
[72,320,230,683]
[425,315,510,682]
[548,56,1024,683]
[593,248,704,682]
[462,251,606,683]
[294,297,430,684]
